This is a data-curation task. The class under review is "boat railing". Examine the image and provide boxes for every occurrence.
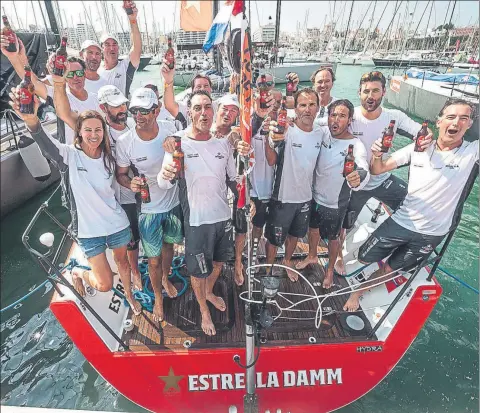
[22,184,130,351]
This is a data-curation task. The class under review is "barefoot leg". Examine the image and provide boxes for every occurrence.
[161,242,178,298]
[148,256,164,322]
[324,238,340,289]
[234,233,246,286]
[113,246,142,316]
[206,262,226,311]
[343,291,361,311]
[284,235,299,282]
[127,246,143,291]
[191,276,216,335]
[71,268,86,297]
[296,228,320,270]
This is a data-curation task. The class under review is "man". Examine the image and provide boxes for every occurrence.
[98,2,142,97]
[142,82,182,127]
[344,99,478,311]
[278,47,286,65]
[158,91,237,336]
[264,88,326,281]
[296,100,370,289]
[336,71,432,275]
[79,40,109,93]
[115,88,181,322]
[96,85,142,292]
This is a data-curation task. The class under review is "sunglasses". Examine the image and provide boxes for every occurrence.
[130,107,154,115]
[257,81,274,87]
[66,69,85,78]
[361,71,385,80]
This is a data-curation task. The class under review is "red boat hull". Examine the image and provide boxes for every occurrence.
[50,281,441,413]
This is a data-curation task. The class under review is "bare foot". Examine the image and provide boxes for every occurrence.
[126,295,142,316]
[71,268,86,297]
[284,261,298,282]
[322,272,334,289]
[234,262,244,286]
[334,256,346,276]
[201,310,216,336]
[132,272,143,292]
[343,292,361,312]
[206,293,226,311]
[295,256,317,270]
[163,279,178,298]
[152,299,164,322]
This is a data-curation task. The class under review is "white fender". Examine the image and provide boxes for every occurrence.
[18,132,51,182]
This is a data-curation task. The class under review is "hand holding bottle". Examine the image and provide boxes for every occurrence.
[345,171,361,188]
[8,86,40,128]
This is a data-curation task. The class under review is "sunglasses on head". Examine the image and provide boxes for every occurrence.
[66,69,85,78]
[129,107,154,115]
[361,71,385,80]
[257,80,274,87]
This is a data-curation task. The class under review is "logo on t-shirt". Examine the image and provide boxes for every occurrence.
[315,142,321,149]
[135,156,147,162]
[445,163,459,169]
[292,143,302,148]
[77,166,87,172]
[352,131,363,136]
[115,73,122,79]
[215,152,225,159]
[187,153,199,158]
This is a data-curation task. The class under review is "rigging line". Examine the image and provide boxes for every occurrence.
[373,0,404,54]
[411,0,430,45]
[342,1,355,54]
[345,0,373,52]
[254,0,261,31]
[364,0,390,52]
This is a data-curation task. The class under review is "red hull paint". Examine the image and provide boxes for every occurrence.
[50,282,441,413]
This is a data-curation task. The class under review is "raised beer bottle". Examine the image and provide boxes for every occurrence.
[260,109,277,136]
[19,66,35,114]
[258,74,269,109]
[275,97,288,136]
[123,0,134,15]
[286,72,295,97]
[343,144,355,177]
[140,174,151,204]
[414,120,429,152]
[380,120,395,153]
[171,136,185,183]
[53,36,68,76]
[2,15,17,53]
[165,37,175,70]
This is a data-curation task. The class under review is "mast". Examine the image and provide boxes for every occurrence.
[43,0,60,44]
[37,1,50,35]
[212,1,222,72]
[12,1,22,30]
[342,1,355,54]
[422,0,434,51]
[143,5,150,54]
[274,0,281,61]
[31,1,39,30]
[442,0,457,55]
[81,1,100,43]
[363,0,377,53]
[410,0,430,51]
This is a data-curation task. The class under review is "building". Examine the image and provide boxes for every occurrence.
[253,24,276,43]
[175,29,207,47]
[76,23,97,45]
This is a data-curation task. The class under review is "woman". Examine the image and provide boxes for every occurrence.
[9,86,142,315]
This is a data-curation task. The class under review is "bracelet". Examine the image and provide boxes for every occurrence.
[164,81,173,88]
[130,20,137,25]
[372,154,383,159]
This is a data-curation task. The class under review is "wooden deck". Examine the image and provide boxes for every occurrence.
[122,240,375,352]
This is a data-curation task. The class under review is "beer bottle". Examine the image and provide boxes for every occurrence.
[140,174,151,203]
[275,97,288,136]
[371,202,382,223]
[19,65,35,115]
[260,109,277,136]
[165,37,175,70]
[2,15,17,53]
[380,120,395,153]
[343,144,355,177]
[259,74,269,109]
[286,72,295,97]
[123,0,134,15]
[53,36,68,77]
[414,120,429,152]
[170,136,185,183]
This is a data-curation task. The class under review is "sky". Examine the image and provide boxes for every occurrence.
[1,1,479,37]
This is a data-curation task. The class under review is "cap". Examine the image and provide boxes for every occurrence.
[80,39,101,52]
[217,94,240,109]
[129,88,158,110]
[99,33,120,45]
[97,85,128,107]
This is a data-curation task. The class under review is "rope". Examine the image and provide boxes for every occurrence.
[0,280,51,313]
[437,265,479,295]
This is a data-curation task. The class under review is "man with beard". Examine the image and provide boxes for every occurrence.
[264,88,326,282]
[344,99,478,311]
[296,100,369,289]
[80,40,109,93]
[97,85,142,291]
[98,2,142,97]
[335,71,433,275]
[115,88,181,323]
[158,91,237,336]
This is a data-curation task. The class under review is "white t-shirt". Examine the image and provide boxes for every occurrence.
[99,56,137,97]
[116,120,179,214]
[313,133,370,209]
[350,106,421,190]
[108,118,137,205]
[250,131,274,200]
[273,125,325,203]
[390,141,479,236]
[84,76,109,95]
[46,85,101,145]
[314,96,338,127]
[159,134,236,227]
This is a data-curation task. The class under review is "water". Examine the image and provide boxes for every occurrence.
[1,65,478,412]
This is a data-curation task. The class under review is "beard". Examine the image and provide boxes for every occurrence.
[361,96,382,112]
[85,59,100,71]
[107,110,127,124]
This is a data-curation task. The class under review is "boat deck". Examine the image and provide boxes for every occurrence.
[122,240,375,351]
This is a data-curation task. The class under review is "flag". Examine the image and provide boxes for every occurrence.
[180,1,213,32]
[202,2,235,53]
[231,0,244,16]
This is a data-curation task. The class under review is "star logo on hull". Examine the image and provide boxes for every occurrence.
[159,367,184,393]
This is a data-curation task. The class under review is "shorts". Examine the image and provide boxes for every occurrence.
[358,217,444,271]
[138,204,184,258]
[233,197,269,234]
[309,202,346,240]
[343,175,407,230]
[121,203,140,251]
[78,226,132,259]
[185,219,234,278]
[265,201,310,247]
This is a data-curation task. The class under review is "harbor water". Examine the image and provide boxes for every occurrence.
[1,65,478,413]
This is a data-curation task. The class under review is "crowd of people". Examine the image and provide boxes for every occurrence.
[2,1,478,336]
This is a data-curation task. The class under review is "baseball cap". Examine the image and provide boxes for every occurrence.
[99,33,120,45]
[217,94,240,109]
[129,88,158,110]
[80,39,101,52]
[97,85,128,107]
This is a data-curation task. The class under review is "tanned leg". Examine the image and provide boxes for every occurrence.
[191,276,216,336]
[323,238,341,289]
[127,246,142,291]
[265,241,278,275]
[284,235,299,282]
[335,228,347,276]
[72,252,115,296]
[148,256,164,322]
[206,261,226,311]
[113,246,142,315]
[161,242,178,298]
[234,233,246,286]
[296,228,320,270]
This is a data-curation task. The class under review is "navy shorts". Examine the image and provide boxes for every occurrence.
[78,226,132,259]
[265,201,310,247]
[310,202,346,240]
[233,197,270,234]
[121,203,140,250]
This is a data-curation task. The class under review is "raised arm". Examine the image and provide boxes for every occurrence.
[127,2,142,68]
[52,69,78,130]
[370,138,412,175]
[161,63,179,117]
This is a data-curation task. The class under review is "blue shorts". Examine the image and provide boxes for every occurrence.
[138,204,184,258]
[78,226,132,259]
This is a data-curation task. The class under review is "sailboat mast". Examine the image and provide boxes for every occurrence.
[143,5,150,54]
[274,0,281,58]
[342,1,354,54]
[363,0,376,53]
